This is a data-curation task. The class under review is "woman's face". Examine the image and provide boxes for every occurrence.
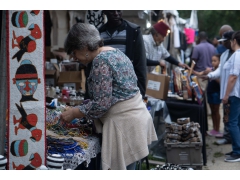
[71,49,90,65]
[212,56,220,69]
[230,39,237,51]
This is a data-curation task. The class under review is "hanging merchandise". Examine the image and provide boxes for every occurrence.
[85,10,105,29]
[184,27,195,44]
[7,10,45,170]
[189,10,198,30]
[162,10,180,48]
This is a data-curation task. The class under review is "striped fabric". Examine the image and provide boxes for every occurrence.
[100,23,127,54]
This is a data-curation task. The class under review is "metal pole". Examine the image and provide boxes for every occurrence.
[0,10,7,155]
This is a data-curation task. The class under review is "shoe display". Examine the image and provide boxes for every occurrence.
[224,154,240,162]
[215,139,231,145]
[225,151,233,157]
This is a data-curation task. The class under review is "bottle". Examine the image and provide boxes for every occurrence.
[155,65,160,74]
[66,87,71,99]
[182,80,188,100]
[61,94,68,105]
[62,86,68,97]
[55,86,60,94]
[79,88,85,97]
[46,85,50,97]
[143,96,148,106]
[69,94,75,106]
[169,72,174,94]
[49,86,56,98]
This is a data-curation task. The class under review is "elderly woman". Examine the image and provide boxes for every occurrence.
[222,31,240,162]
[60,23,157,170]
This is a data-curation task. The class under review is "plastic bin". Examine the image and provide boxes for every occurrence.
[164,141,203,169]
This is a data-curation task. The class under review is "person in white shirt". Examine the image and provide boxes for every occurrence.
[221,31,240,162]
[143,20,189,74]
[201,25,234,146]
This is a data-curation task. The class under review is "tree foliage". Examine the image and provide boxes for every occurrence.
[178,10,240,40]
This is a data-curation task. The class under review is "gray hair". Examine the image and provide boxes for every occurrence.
[64,23,103,54]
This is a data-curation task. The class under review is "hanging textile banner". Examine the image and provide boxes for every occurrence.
[7,10,45,170]
[85,10,105,28]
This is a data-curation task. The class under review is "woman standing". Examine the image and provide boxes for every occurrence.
[60,23,157,169]
[222,31,240,162]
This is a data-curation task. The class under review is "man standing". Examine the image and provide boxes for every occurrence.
[191,31,216,92]
[97,10,147,98]
[143,20,189,73]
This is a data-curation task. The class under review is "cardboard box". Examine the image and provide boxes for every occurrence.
[146,73,170,100]
[58,70,85,91]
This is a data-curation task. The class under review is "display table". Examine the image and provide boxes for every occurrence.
[46,130,101,170]
[165,97,208,166]
[46,105,101,170]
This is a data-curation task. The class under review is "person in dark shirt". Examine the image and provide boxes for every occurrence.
[85,10,147,99]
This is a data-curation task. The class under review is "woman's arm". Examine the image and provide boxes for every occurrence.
[222,75,238,104]
[192,70,204,76]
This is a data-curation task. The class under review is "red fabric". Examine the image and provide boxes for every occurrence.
[153,21,170,37]
[15,74,38,79]
[19,12,25,27]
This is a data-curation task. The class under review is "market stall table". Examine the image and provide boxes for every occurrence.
[46,130,101,170]
[165,96,208,166]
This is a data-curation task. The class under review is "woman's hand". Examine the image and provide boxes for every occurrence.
[60,107,79,123]
[222,95,229,104]
[203,67,212,75]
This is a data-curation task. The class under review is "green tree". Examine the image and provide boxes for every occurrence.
[178,10,240,40]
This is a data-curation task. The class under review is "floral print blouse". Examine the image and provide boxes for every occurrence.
[79,49,139,119]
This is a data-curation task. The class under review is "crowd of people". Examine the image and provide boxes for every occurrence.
[60,10,240,169]
[196,25,240,162]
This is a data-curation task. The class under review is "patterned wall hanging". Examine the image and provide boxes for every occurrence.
[7,10,45,170]
[85,10,105,28]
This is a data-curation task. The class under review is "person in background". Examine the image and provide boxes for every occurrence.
[200,26,234,146]
[191,31,216,92]
[143,20,189,74]
[85,10,147,98]
[216,39,227,55]
[194,54,222,137]
[221,31,240,162]
[212,36,219,48]
[61,23,157,170]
